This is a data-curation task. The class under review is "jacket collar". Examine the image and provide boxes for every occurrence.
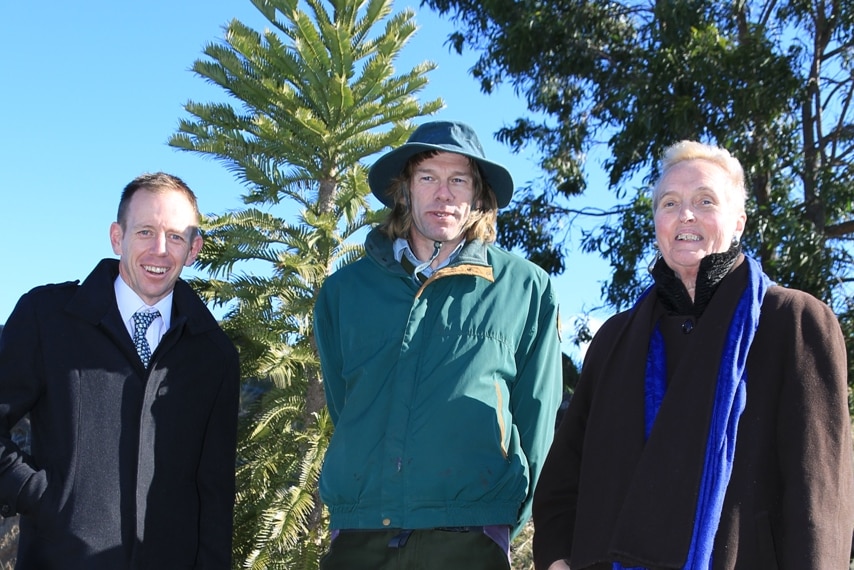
[366,227,490,273]
[64,258,220,338]
[365,228,493,296]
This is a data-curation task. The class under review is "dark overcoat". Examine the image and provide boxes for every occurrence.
[0,259,240,569]
[533,259,854,569]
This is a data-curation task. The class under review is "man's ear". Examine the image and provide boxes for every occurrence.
[184,233,203,267]
[109,222,123,255]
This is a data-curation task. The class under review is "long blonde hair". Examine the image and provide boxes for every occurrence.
[378,150,498,243]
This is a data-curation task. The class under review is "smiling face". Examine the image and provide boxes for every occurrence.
[654,158,746,287]
[110,188,203,306]
[407,151,478,262]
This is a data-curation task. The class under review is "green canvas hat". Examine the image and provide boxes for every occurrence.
[368,121,515,208]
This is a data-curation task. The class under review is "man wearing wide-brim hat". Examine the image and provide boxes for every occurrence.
[313,120,563,569]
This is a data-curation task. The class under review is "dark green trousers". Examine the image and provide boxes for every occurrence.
[319,528,511,570]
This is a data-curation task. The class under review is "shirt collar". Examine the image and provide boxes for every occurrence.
[114,274,173,331]
[393,238,465,277]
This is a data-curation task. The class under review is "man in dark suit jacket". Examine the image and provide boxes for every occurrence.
[0,173,240,569]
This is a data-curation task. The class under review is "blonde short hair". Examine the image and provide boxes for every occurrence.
[652,141,747,212]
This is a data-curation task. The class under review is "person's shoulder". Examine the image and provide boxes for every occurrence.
[20,279,81,307]
[172,281,236,352]
[575,308,635,370]
[762,283,833,316]
[486,243,550,278]
[209,327,239,364]
[757,285,846,362]
[757,283,842,339]
[322,256,374,288]
[3,280,81,330]
[485,242,532,266]
[182,307,240,379]
[192,310,239,365]
[591,305,636,339]
[28,279,80,294]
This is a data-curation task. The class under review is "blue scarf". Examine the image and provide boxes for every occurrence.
[615,256,772,570]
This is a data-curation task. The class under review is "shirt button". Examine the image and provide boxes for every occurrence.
[382,518,391,526]
[682,319,695,334]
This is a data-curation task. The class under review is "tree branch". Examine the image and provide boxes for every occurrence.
[826,220,854,237]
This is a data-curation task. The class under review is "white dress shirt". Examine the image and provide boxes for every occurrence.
[114,275,173,354]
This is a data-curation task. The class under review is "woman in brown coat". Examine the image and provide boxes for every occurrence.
[532,141,854,569]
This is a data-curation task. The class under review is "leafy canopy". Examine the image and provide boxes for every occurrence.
[423,0,854,313]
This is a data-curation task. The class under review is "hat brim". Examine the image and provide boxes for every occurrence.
[368,143,515,209]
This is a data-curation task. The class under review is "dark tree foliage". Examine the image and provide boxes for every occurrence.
[422,0,854,304]
[422,0,854,396]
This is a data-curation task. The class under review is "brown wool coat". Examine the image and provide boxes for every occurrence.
[533,260,854,570]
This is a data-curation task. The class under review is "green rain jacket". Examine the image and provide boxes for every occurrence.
[314,228,562,537]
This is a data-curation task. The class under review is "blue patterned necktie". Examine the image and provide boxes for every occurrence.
[132,310,160,368]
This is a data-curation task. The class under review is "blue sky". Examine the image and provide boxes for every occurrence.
[2,0,614,358]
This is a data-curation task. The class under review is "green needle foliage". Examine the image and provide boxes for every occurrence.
[170,0,442,566]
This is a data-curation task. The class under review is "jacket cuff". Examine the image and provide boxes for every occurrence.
[13,469,47,516]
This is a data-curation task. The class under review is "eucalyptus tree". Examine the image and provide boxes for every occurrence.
[170,0,441,566]
[423,0,854,309]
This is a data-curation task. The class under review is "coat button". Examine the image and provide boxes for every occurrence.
[0,504,12,517]
[382,518,391,526]
[682,319,695,334]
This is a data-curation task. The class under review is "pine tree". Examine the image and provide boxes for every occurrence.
[170,0,442,566]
